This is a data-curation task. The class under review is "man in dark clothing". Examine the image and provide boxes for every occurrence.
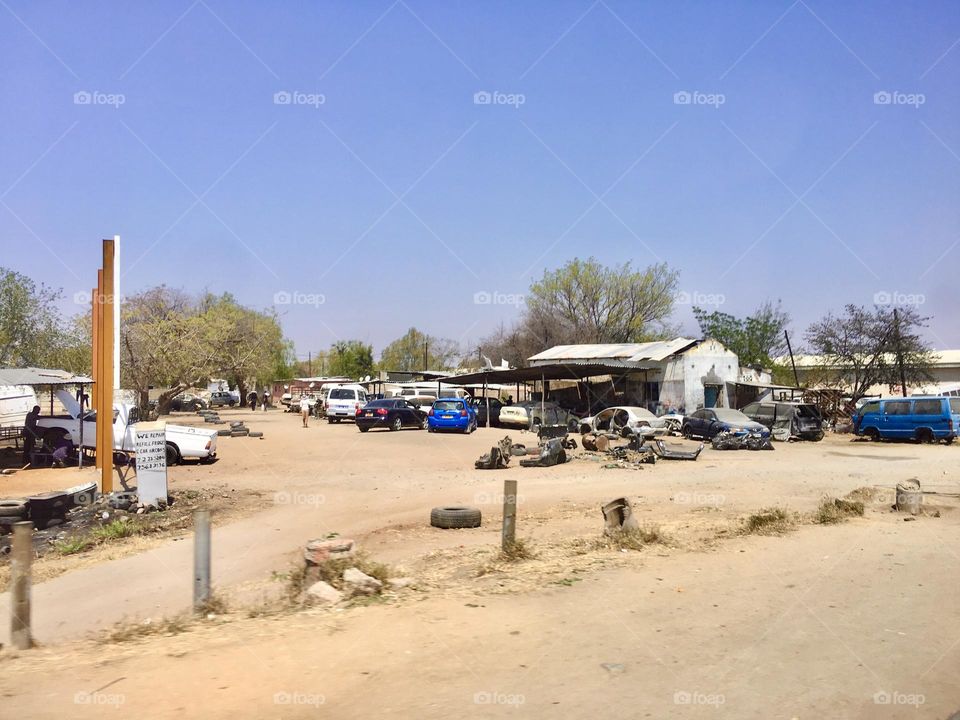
[23,405,41,465]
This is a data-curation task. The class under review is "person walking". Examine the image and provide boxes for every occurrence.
[248,391,258,412]
[299,394,310,427]
[262,390,269,412]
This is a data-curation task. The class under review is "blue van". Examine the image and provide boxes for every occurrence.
[853,396,959,443]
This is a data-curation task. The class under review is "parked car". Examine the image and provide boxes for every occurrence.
[36,390,218,465]
[169,393,207,412]
[356,398,427,432]
[407,394,438,414]
[741,401,824,440]
[578,406,670,435]
[470,397,505,428]
[681,408,770,440]
[853,396,959,443]
[208,391,236,408]
[498,401,580,431]
[326,386,368,423]
[427,398,477,433]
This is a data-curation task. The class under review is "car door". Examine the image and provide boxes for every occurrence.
[402,400,419,426]
[701,409,720,437]
[883,400,912,439]
[687,409,707,436]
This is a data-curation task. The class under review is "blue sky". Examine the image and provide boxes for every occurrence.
[2,0,958,360]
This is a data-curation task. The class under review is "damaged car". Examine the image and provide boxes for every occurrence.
[681,407,770,440]
[741,401,824,441]
[578,406,670,436]
[498,401,579,431]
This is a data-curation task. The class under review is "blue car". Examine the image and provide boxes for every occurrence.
[681,407,770,440]
[853,396,959,443]
[427,398,477,434]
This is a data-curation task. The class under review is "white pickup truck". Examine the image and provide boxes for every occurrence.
[36,390,217,465]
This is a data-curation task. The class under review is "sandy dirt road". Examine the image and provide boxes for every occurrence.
[1,408,958,718]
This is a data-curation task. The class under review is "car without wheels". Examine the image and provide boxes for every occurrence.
[681,407,770,440]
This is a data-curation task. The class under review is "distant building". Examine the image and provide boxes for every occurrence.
[788,350,960,397]
[528,338,766,413]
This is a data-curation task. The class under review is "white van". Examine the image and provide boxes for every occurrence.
[325,385,368,423]
[0,385,36,428]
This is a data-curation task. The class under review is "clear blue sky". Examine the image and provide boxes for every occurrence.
[2,0,958,359]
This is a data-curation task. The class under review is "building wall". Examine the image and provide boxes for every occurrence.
[659,339,740,412]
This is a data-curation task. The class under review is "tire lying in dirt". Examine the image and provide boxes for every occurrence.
[0,499,28,518]
[248,431,263,438]
[216,429,232,436]
[231,429,250,437]
[430,506,482,529]
[230,421,245,429]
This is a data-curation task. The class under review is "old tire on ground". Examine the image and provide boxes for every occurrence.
[430,506,481,529]
[0,499,28,518]
[165,442,181,466]
[230,421,244,428]
[216,429,231,436]
[248,431,263,438]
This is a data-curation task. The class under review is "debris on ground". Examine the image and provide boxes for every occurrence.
[475,436,514,470]
[519,437,568,467]
[431,506,482,529]
[602,497,640,534]
[895,479,922,515]
[711,430,773,451]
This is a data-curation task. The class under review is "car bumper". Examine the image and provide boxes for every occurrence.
[428,416,470,430]
[356,417,389,429]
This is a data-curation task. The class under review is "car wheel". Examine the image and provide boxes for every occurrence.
[358,426,369,433]
[165,442,181,466]
[430,506,482,529]
[681,424,692,439]
[420,418,428,430]
[390,417,402,432]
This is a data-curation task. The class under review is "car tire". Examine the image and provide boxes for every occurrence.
[216,429,231,436]
[864,427,880,442]
[0,499,28,518]
[430,506,482,529]
[390,417,402,432]
[358,426,369,433]
[420,418,428,430]
[681,424,692,439]
[165,442,181,466]
[248,431,263,438]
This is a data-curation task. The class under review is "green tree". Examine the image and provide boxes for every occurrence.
[0,267,65,367]
[692,301,790,368]
[380,327,461,371]
[328,340,375,379]
[805,304,935,403]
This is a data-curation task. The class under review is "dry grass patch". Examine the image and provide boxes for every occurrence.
[597,526,670,552]
[814,496,865,525]
[741,507,794,536]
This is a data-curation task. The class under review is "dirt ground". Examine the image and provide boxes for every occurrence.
[1,406,958,719]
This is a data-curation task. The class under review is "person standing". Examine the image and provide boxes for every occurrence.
[299,394,310,428]
[262,390,269,412]
[22,405,41,466]
[248,391,258,412]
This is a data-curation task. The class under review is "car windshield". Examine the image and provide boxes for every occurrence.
[329,389,355,400]
[434,401,462,411]
[713,409,749,423]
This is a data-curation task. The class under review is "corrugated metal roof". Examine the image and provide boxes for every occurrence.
[0,367,93,386]
[788,350,960,368]
[528,338,697,364]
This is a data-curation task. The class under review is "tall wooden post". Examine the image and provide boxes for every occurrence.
[10,521,33,650]
[92,276,101,468]
[501,479,518,551]
[99,240,115,493]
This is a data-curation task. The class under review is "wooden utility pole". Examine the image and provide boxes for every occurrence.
[784,330,800,387]
[501,479,518,550]
[98,240,115,493]
[194,509,211,611]
[893,308,908,397]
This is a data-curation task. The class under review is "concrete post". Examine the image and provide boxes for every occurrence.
[10,521,33,649]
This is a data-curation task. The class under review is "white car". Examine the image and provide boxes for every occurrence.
[35,390,218,465]
[325,386,368,423]
[578,406,673,436]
